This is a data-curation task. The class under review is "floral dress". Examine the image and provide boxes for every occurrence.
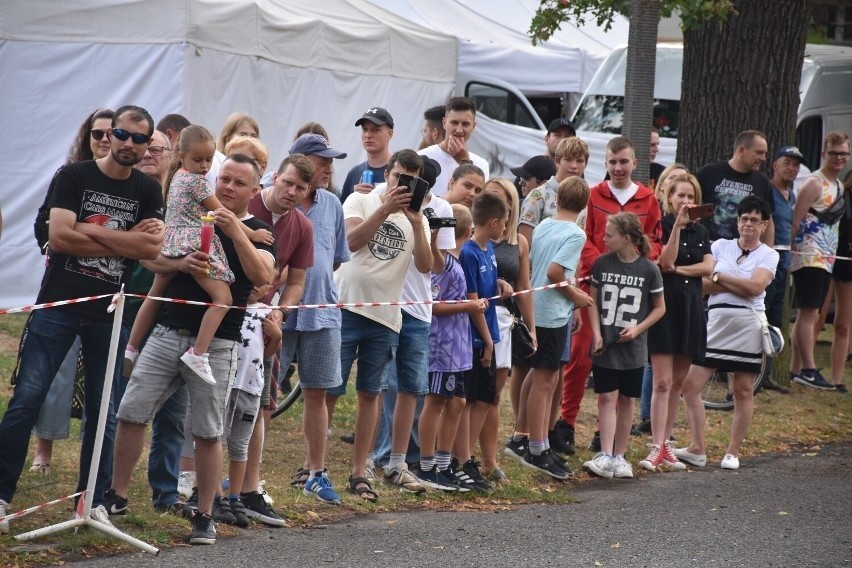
[161,170,234,283]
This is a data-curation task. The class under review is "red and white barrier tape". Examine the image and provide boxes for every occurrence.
[0,294,114,316]
[0,491,85,523]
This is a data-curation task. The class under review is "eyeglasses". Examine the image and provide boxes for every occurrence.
[146,146,168,157]
[111,128,151,145]
[826,151,851,159]
[737,216,765,225]
[90,129,109,141]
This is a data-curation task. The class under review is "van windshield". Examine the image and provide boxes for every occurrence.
[573,95,680,138]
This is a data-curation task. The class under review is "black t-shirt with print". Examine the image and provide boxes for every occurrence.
[38,160,164,318]
[159,216,275,342]
[696,161,774,241]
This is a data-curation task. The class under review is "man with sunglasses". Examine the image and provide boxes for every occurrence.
[0,105,165,534]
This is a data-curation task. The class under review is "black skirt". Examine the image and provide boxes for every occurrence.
[647,276,706,357]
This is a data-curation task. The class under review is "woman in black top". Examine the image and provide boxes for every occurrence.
[641,173,713,472]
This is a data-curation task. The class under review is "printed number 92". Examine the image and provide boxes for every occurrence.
[599,284,642,327]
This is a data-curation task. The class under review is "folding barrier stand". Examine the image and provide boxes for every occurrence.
[14,292,159,555]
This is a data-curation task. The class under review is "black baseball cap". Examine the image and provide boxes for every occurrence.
[421,157,442,189]
[510,155,557,181]
[355,107,394,129]
[547,118,576,136]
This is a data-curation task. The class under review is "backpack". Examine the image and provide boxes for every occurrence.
[33,166,66,254]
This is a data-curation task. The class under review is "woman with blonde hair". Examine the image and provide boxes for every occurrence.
[476,177,536,484]
[217,112,260,153]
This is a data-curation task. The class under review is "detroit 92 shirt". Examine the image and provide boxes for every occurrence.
[590,252,664,370]
[39,161,164,318]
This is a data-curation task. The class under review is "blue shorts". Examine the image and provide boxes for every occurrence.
[328,310,397,396]
[279,327,342,390]
[428,371,467,399]
[384,311,430,396]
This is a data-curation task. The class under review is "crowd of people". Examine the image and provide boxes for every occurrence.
[0,98,849,546]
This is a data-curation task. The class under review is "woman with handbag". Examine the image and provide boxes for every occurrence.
[474,178,536,485]
[677,196,779,470]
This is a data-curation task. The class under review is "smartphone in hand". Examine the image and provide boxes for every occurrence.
[688,203,715,220]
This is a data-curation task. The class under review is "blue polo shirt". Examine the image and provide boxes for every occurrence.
[284,188,350,331]
[770,184,795,270]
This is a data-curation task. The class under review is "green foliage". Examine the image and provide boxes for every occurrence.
[529,0,736,45]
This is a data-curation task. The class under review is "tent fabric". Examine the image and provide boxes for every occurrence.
[0,0,458,308]
[365,0,628,93]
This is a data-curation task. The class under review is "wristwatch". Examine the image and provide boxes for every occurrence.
[711,272,720,283]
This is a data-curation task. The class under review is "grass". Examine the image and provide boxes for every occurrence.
[0,312,849,566]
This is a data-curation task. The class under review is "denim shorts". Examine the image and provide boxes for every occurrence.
[224,388,261,462]
[117,325,237,441]
[328,310,397,396]
[384,311,430,396]
[279,327,343,390]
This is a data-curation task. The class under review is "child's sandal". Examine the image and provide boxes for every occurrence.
[29,463,51,476]
[347,475,378,503]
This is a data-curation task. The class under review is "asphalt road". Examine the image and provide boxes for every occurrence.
[79,444,851,567]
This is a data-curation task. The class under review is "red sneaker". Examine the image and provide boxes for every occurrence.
[662,441,687,470]
[638,444,664,472]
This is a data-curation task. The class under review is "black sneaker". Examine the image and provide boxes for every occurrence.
[504,436,528,461]
[551,450,568,469]
[103,488,128,516]
[793,369,835,391]
[181,487,199,519]
[228,497,250,528]
[416,465,458,492]
[835,383,848,394]
[630,419,652,436]
[588,431,601,452]
[212,496,237,525]
[437,468,470,493]
[340,433,355,445]
[449,459,475,490]
[189,510,216,545]
[461,459,493,493]
[554,419,575,446]
[548,428,574,455]
[522,449,572,480]
[241,491,287,527]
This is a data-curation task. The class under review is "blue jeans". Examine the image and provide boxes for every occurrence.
[640,362,653,421]
[764,265,788,328]
[372,312,429,466]
[0,309,125,506]
[117,325,188,510]
[33,336,81,439]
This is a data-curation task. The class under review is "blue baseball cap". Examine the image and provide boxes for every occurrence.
[289,134,347,159]
[773,146,807,167]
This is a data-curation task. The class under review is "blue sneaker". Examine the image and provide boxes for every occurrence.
[304,472,342,505]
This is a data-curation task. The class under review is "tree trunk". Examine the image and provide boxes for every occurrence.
[623,0,661,185]
[678,0,810,173]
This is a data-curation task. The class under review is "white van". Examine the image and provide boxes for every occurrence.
[571,43,852,183]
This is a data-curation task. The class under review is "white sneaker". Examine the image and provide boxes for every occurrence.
[364,458,378,482]
[178,470,196,501]
[720,454,740,470]
[382,464,426,494]
[123,346,139,377]
[613,455,634,478]
[674,447,707,467]
[89,505,114,528]
[180,349,216,385]
[583,452,614,478]
[0,499,10,534]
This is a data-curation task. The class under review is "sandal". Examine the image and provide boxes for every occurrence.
[29,463,51,475]
[347,475,379,503]
[290,467,309,488]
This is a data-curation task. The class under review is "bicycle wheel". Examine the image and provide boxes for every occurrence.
[271,381,302,419]
[702,354,768,411]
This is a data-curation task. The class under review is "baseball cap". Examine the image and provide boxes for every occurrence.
[547,118,576,136]
[421,157,442,189]
[355,107,394,129]
[773,146,807,167]
[510,155,557,181]
[289,134,347,159]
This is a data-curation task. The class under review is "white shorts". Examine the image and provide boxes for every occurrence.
[494,305,514,370]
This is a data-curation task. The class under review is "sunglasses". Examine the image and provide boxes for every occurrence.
[111,128,151,145]
[90,129,109,141]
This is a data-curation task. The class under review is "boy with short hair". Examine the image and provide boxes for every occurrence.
[219,280,281,526]
[416,205,483,492]
[453,192,509,492]
[521,176,594,479]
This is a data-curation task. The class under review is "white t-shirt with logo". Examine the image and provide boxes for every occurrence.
[419,144,490,198]
[335,192,430,332]
[372,183,454,322]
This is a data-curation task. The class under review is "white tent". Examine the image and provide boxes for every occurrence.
[0,0,458,308]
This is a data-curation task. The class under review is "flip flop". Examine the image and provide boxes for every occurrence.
[29,463,51,475]
[347,475,378,503]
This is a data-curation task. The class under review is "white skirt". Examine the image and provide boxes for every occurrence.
[697,305,763,374]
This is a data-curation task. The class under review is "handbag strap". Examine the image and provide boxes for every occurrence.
[746,303,768,329]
